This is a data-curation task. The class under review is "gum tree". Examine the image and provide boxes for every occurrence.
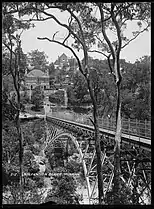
[5,2,151,204]
[10,2,105,203]
[94,2,151,204]
[2,3,32,203]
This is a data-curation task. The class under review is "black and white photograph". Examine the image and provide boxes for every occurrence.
[2,2,151,205]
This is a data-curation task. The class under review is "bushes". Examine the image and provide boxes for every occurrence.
[49,90,65,105]
[31,86,44,109]
[45,167,81,204]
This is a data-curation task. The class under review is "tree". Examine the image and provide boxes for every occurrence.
[121,56,151,120]
[45,167,81,204]
[95,3,151,204]
[5,2,150,204]
[2,2,33,202]
[6,2,107,203]
[2,89,17,122]
[49,90,65,105]
[2,123,44,204]
[27,49,49,73]
[31,85,44,110]
[68,70,89,106]
[2,124,19,166]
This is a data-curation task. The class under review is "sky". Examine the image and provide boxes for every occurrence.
[20,8,151,64]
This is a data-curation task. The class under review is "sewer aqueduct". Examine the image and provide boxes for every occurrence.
[37,106,151,204]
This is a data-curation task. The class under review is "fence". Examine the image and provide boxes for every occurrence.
[51,110,151,139]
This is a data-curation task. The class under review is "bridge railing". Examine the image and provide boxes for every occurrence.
[100,117,151,139]
[51,111,151,139]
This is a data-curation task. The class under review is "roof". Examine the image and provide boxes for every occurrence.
[60,53,67,58]
[54,60,60,65]
[54,53,68,65]
[26,69,48,77]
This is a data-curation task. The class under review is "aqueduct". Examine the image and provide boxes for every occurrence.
[37,107,151,204]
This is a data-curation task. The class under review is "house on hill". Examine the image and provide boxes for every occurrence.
[54,53,69,69]
[24,68,50,100]
[25,68,50,90]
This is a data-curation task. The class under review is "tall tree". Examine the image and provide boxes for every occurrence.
[27,49,49,73]
[2,2,32,203]
[95,2,151,204]
[5,2,151,204]
[17,3,105,203]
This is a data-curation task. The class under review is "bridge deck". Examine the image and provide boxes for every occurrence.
[46,115,151,151]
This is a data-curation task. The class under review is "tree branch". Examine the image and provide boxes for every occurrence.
[94,34,105,44]
[121,25,150,49]
[111,3,122,58]
[98,3,115,61]
[8,98,18,111]
[88,50,108,58]
[9,5,85,49]
[4,39,18,89]
[107,55,116,81]
[63,32,71,45]
[52,31,59,40]
[3,42,16,56]
[29,17,51,22]
[35,8,85,47]
[89,117,95,126]
[65,6,89,70]
[37,36,84,75]
[68,14,73,27]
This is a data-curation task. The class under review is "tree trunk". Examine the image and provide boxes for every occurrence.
[87,78,104,204]
[15,40,24,203]
[16,115,24,203]
[113,57,122,205]
[94,111,104,204]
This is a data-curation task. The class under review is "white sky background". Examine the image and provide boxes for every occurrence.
[20,8,151,64]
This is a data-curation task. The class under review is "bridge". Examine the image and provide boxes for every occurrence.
[41,106,151,204]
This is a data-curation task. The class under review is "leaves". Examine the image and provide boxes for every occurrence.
[121,56,151,120]
[45,167,80,204]
[31,85,44,109]
[27,49,49,73]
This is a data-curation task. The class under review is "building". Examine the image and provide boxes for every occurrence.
[25,68,50,90]
[24,68,50,100]
[54,53,69,69]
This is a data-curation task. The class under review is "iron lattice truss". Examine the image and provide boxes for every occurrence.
[42,118,151,205]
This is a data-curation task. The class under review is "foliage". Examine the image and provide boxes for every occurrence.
[2,113,46,204]
[3,181,44,204]
[67,55,151,119]
[31,85,44,109]
[27,49,49,73]
[2,124,19,166]
[21,123,35,147]
[104,180,132,205]
[67,70,89,106]
[45,167,81,204]
[49,90,65,105]
[67,57,117,117]
[67,158,82,173]
[121,56,151,120]
[30,120,46,144]
[2,2,151,205]
[20,91,30,104]
[2,90,17,122]
[23,151,34,168]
